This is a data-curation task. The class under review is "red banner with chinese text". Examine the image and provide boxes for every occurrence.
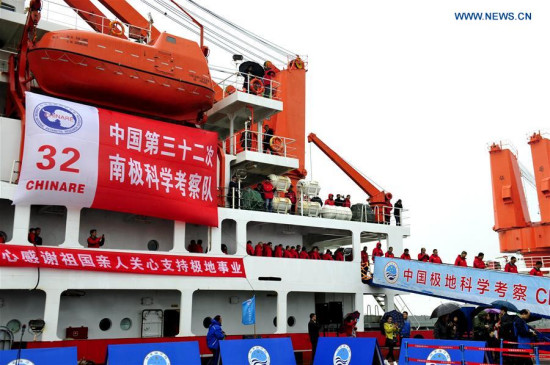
[0,245,245,277]
[93,108,218,226]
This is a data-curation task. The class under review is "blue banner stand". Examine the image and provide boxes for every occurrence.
[0,347,77,365]
[106,341,201,365]
[313,337,382,365]
[399,339,486,365]
[220,337,296,365]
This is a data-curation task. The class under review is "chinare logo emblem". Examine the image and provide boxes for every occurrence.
[384,261,399,284]
[333,344,352,365]
[427,348,451,365]
[143,350,171,365]
[248,345,270,365]
[33,102,83,134]
[8,360,34,365]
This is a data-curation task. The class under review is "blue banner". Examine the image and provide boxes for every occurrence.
[373,257,550,317]
[242,295,256,325]
[313,337,382,365]
[220,338,296,365]
[0,347,77,365]
[106,341,200,365]
[399,338,486,364]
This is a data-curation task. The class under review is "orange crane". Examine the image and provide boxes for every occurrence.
[489,132,550,256]
[307,133,392,222]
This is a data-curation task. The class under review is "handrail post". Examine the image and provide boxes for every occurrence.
[499,339,503,365]
[404,341,409,365]
[535,346,540,365]
[460,344,465,365]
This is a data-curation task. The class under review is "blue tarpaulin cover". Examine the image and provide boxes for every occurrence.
[220,337,296,365]
[106,341,200,365]
[313,337,382,365]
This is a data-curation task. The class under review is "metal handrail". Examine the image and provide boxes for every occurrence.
[213,71,282,100]
[224,129,296,158]
[395,294,422,330]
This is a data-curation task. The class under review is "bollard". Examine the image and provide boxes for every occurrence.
[500,339,503,365]
[460,344,465,365]
[535,346,540,365]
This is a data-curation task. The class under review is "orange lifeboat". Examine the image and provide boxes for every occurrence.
[27,30,214,123]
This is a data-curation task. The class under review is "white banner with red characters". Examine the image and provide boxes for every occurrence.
[14,93,218,226]
[373,257,550,317]
[0,245,246,277]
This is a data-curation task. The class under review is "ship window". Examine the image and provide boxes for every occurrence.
[287,316,296,327]
[99,318,112,331]
[166,36,176,44]
[6,319,21,333]
[120,318,132,331]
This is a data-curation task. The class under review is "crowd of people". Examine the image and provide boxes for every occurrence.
[27,227,42,245]
[245,240,352,261]
[364,244,546,276]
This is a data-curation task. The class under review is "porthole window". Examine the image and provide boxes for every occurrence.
[203,317,212,329]
[6,319,21,333]
[147,240,159,251]
[120,318,132,331]
[273,317,277,327]
[99,318,112,331]
[287,316,296,327]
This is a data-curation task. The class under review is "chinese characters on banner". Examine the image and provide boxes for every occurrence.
[14,93,218,226]
[0,245,246,278]
[373,257,550,317]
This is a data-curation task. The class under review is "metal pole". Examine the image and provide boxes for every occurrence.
[500,339,503,365]
[535,346,540,365]
[460,344,465,365]
[404,342,409,365]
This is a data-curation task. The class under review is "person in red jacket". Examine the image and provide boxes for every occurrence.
[284,246,293,258]
[454,251,468,267]
[385,246,395,258]
[325,194,335,206]
[0,231,6,244]
[473,252,486,269]
[286,185,297,214]
[87,229,105,248]
[361,247,369,264]
[255,242,264,256]
[384,201,393,224]
[504,256,518,273]
[262,178,274,212]
[323,249,334,260]
[290,246,299,258]
[299,247,310,259]
[400,248,411,260]
[196,239,204,253]
[418,248,429,262]
[530,261,544,276]
[28,228,36,244]
[274,244,283,258]
[263,242,273,257]
[429,249,442,264]
[343,194,351,208]
[334,248,345,261]
[187,240,198,253]
[246,240,255,256]
[372,242,384,262]
[310,247,322,260]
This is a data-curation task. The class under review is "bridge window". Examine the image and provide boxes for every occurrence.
[0,199,15,242]
[29,205,67,246]
[221,219,236,254]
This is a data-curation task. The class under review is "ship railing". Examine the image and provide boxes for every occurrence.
[218,186,294,213]
[223,130,296,158]
[370,206,409,227]
[40,0,152,43]
[521,256,550,269]
[212,71,282,101]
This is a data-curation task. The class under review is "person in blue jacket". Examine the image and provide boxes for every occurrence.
[401,311,411,340]
[513,309,536,364]
[207,315,225,365]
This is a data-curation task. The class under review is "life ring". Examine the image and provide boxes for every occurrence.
[293,57,304,69]
[225,85,236,95]
[249,78,264,95]
[269,136,284,152]
[109,20,124,36]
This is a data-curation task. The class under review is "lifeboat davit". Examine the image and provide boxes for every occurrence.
[27,30,214,122]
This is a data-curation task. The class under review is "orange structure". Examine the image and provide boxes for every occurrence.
[308,133,392,222]
[489,133,550,256]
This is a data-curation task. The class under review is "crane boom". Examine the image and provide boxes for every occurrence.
[97,0,160,41]
[63,0,117,36]
[307,133,391,205]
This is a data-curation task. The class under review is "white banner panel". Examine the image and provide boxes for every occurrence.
[14,92,99,207]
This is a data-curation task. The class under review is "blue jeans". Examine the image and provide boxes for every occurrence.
[265,198,273,212]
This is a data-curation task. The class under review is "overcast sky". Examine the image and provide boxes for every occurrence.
[57,0,550,314]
